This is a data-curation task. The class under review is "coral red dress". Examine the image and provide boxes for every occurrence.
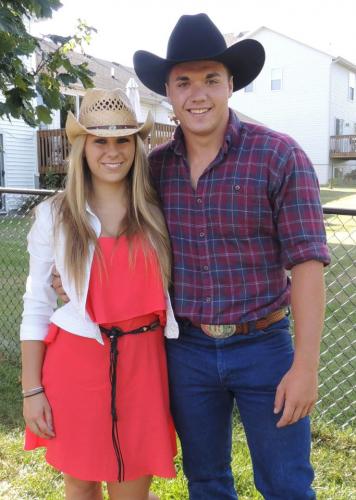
[24,236,177,482]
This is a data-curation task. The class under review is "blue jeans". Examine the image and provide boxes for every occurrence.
[166,317,315,499]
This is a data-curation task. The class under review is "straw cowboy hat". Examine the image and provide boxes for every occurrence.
[65,88,153,144]
[133,13,265,96]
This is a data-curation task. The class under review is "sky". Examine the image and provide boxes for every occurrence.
[31,0,356,67]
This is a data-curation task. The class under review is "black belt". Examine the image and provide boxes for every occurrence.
[99,320,160,481]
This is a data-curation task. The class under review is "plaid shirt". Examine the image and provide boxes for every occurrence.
[149,110,330,324]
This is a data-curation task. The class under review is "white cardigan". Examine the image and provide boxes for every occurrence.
[20,199,179,345]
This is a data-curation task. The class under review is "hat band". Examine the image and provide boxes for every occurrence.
[86,124,138,131]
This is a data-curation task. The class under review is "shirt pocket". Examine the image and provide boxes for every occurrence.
[209,182,273,240]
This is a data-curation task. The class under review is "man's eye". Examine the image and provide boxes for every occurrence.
[94,139,106,144]
[207,79,219,85]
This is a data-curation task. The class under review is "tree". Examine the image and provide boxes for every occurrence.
[0,0,96,127]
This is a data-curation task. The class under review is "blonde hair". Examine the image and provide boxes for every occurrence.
[52,134,171,294]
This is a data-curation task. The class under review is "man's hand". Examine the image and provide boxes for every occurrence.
[52,267,69,303]
[274,363,318,428]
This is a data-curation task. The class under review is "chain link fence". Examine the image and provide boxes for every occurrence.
[0,188,355,431]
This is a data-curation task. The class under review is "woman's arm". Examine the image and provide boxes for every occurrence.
[20,201,57,438]
[21,340,55,439]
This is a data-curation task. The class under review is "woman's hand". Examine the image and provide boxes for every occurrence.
[23,392,55,439]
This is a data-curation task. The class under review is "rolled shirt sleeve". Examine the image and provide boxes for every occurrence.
[270,144,330,270]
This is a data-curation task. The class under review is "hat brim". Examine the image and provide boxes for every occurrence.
[134,39,265,96]
[65,110,154,144]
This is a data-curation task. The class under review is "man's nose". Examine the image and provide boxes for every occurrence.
[190,82,207,101]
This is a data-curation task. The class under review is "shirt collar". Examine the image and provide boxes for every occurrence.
[223,109,241,152]
[171,125,185,156]
[85,201,97,218]
[171,108,242,157]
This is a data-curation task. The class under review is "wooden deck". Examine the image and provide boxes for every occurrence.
[330,135,356,159]
[37,129,70,174]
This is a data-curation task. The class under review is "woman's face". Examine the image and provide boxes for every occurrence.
[84,134,136,188]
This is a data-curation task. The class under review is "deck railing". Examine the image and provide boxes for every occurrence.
[37,122,176,175]
[330,135,356,159]
[37,128,70,174]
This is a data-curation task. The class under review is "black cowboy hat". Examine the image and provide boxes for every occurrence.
[133,13,265,96]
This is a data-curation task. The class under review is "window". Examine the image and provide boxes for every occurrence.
[335,118,344,135]
[348,72,355,101]
[271,68,282,91]
[244,82,254,93]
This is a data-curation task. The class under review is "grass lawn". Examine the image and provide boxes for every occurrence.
[0,361,355,499]
[0,216,30,362]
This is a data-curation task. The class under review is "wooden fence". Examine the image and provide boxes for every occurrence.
[37,122,176,174]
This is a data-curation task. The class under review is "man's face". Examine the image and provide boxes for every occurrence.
[165,60,233,138]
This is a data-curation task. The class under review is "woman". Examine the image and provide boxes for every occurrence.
[20,88,178,500]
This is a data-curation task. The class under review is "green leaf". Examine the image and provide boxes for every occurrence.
[0,2,94,124]
[36,104,52,124]
[0,7,25,35]
[47,34,72,45]
[58,73,77,85]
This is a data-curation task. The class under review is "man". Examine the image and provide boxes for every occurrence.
[54,13,330,499]
[133,13,330,500]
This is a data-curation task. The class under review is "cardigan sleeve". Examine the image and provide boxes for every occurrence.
[20,200,58,341]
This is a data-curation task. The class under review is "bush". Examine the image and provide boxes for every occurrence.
[40,171,66,189]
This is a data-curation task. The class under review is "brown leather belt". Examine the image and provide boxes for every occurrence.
[186,308,286,339]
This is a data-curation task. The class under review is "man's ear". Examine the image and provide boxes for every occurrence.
[165,82,170,101]
[229,76,233,98]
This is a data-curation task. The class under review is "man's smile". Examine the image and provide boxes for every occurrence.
[187,107,211,115]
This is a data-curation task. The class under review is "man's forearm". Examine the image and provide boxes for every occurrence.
[290,260,326,369]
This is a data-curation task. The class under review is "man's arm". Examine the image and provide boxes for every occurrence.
[52,267,69,303]
[274,259,326,427]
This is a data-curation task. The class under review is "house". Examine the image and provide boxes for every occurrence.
[0,41,175,211]
[0,116,38,211]
[229,27,356,185]
[39,39,174,129]
[0,47,39,211]
[0,38,263,212]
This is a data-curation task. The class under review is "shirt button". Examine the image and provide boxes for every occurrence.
[205,296,211,303]
[234,184,241,191]
[199,231,205,238]
[203,265,209,271]
[196,197,202,204]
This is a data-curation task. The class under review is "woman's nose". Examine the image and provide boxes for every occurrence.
[106,141,120,156]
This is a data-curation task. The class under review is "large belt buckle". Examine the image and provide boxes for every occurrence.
[201,324,236,339]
